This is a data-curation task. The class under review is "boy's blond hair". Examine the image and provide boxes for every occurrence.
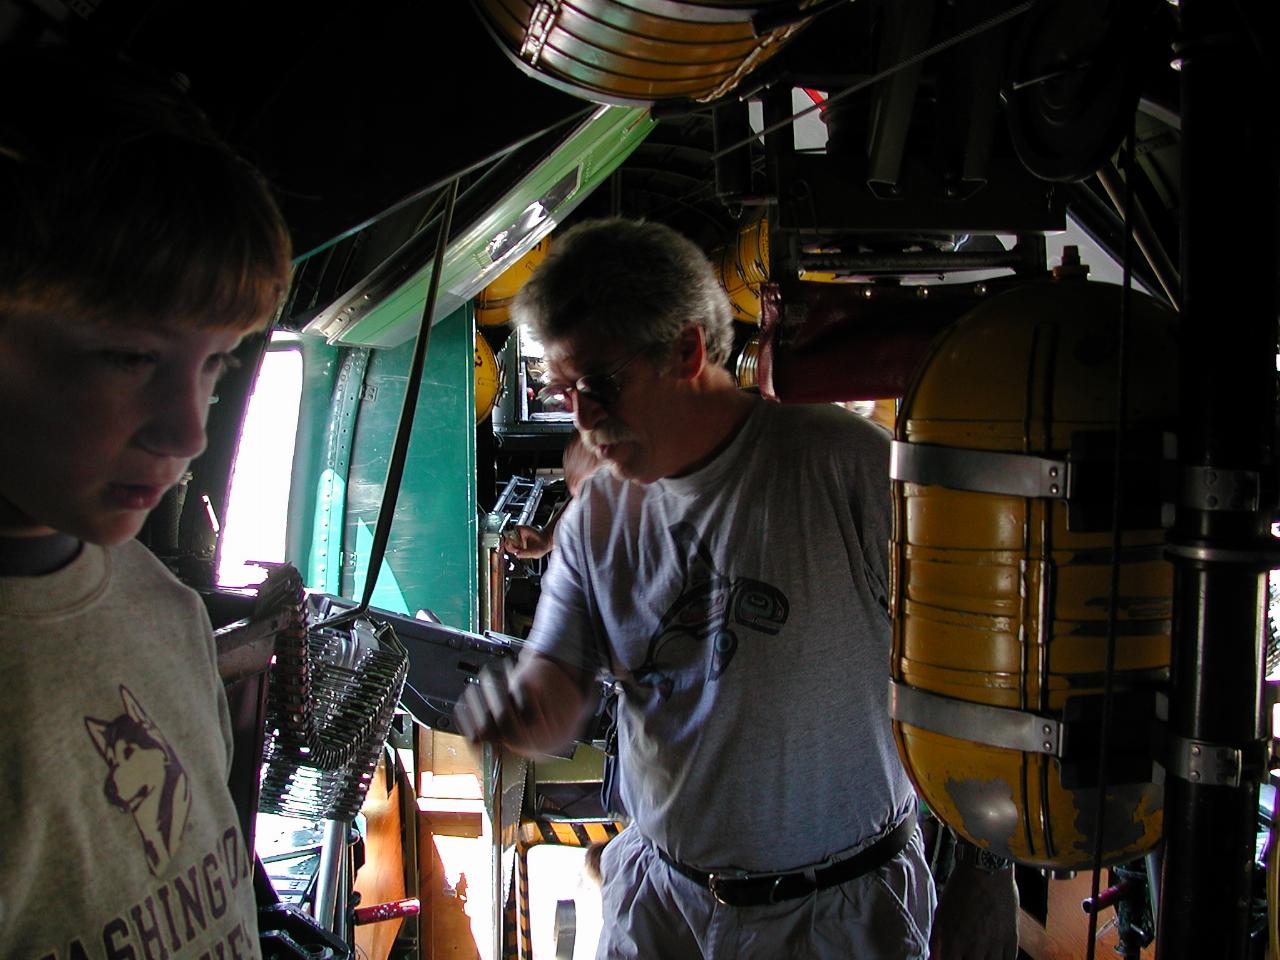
[0,48,291,333]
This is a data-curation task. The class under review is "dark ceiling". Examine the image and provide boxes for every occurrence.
[0,0,1217,314]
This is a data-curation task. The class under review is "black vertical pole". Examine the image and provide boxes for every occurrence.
[1158,1,1278,956]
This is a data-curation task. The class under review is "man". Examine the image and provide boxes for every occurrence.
[456,218,1014,959]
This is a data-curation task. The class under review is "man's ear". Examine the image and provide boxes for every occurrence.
[670,325,706,380]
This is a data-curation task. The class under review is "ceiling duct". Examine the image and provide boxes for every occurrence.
[472,0,823,105]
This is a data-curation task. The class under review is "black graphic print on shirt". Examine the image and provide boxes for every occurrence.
[633,522,789,699]
[85,686,192,876]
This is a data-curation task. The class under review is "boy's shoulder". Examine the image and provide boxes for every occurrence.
[103,540,208,620]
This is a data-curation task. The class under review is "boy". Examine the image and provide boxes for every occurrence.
[0,49,292,958]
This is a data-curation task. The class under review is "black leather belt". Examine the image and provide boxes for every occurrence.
[656,813,916,907]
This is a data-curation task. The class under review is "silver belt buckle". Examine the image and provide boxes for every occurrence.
[706,869,750,905]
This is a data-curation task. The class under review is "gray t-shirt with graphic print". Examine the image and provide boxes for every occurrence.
[528,399,915,873]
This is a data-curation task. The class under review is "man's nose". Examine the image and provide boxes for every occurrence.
[574,392,608,431]
[138,371,210,460]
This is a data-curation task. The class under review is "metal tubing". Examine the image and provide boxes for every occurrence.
[313,818,348,933]
[1095,164,1180,307]
[1157,1,1277,957]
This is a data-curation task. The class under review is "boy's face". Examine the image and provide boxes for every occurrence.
[0,310,245,546]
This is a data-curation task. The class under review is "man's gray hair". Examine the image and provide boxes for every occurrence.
[511,218,734,366]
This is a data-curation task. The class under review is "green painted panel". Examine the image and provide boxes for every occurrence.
[306,348,369,593]
[341,306,478,630]
[283,334,342,587]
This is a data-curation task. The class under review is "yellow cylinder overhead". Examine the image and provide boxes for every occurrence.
[473,1,817,105]
[890,277,1177,870]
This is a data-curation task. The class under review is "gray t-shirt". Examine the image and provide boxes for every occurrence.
[529,399,915,872]
[0,540,259,959]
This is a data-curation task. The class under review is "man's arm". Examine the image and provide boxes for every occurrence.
[454,650,599,757]
[503,523,554,560]
[930,837,1020,960]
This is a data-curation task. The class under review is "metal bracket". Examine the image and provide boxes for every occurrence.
[890,680,1066,756]
[1180,465,1260,512]
[1163,541,1280,566]
[1161,733,1267,788]
[890,441,1071,499]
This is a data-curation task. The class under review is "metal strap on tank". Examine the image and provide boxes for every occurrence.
[890,441,1071,499]
[1161,733,1268,788]
[890,680,1066,756]
[1179,465,1261,512]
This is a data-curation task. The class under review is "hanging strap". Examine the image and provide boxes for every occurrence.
[318,176,460,628]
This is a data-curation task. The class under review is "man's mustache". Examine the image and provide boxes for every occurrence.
[581,422,639,453]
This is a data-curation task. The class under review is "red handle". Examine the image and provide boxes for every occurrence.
[354,897,422,925]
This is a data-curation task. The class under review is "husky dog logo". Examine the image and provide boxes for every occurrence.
[85,686,191,875]
[633,522,789,699]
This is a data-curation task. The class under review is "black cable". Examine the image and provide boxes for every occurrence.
[711,0,1040,160]
[314,177,460,629]
[752,0,853,36]
[1085,108,1139,960]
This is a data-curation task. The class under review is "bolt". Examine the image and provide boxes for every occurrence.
[1207,496,1219,508]
[1207,471,1217,484]
[1192,745,1201,757]
[1043,725,1052,735]
[1043,742,1052,751]
[1190,770,1201,781]
[974,283,987,296]
[1050,484,1060,495]
[862,287,873,299]
[916,286,929,298]
[1049,467,1058,478]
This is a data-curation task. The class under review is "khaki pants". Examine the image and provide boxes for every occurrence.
[596,824,935,959]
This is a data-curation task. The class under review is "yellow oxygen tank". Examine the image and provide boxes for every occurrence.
[889,272,1176,869]
[476,237,551,328]
[475,333,502,423]
[714,215,769,325]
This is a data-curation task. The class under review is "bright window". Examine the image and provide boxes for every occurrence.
[217,343,304,587]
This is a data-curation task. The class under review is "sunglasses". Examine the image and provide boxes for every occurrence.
[537,346,650,412]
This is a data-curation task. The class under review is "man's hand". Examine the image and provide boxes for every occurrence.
[453,652,596,757]
[929,854,1019,960]
[503,524,554,560]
